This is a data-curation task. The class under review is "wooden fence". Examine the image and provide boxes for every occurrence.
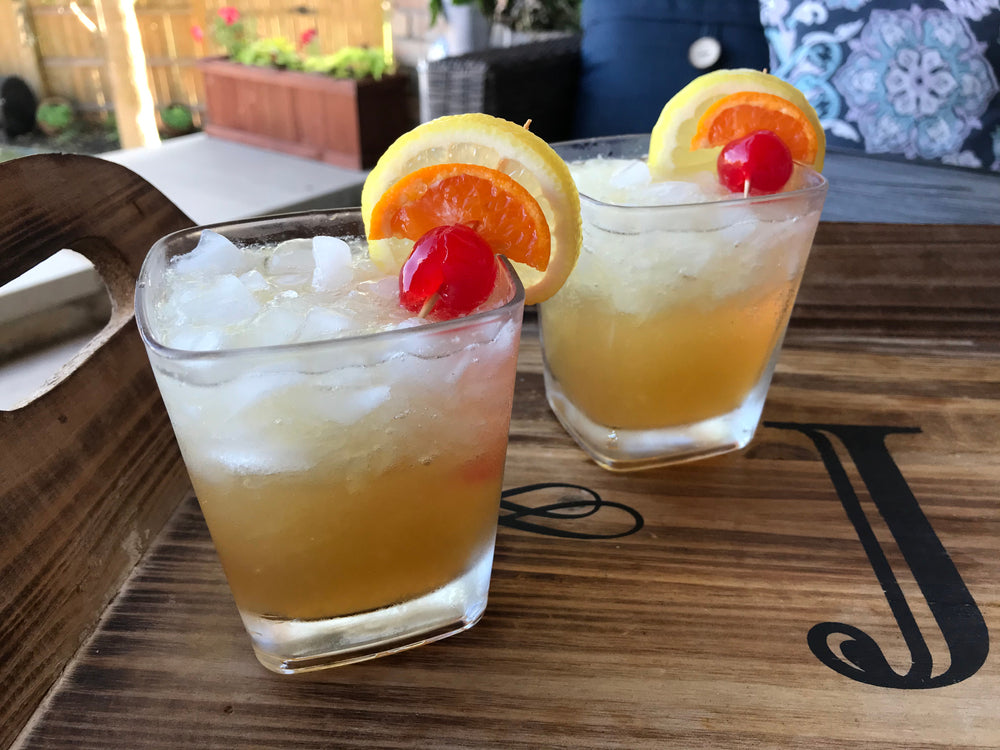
[0,0,386,126]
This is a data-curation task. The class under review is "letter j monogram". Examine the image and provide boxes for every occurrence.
[765,422,990,689]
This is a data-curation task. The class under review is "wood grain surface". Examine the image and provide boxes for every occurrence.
[3,174,998,748]
[0,155,193,750]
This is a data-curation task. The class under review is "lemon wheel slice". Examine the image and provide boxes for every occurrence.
[361,113,582,305]
[648,68,825,180]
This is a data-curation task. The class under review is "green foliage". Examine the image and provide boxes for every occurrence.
[102,111,117,135]
[428,0,578,32]
[429,0,498,26]
[211,11,254,60]
[234,37,302,69]
[161,104,194,133]
[203,7,392,80]
[497,0,581,32]
[36,101,74,131]
[301,47,388,80]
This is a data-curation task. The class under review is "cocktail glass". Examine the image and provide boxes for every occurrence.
[540,135,827,471]
[135,208,525,673]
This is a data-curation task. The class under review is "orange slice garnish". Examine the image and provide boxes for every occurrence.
[368,162,552,273]
[690,90,820,165]
[361,113,581,305]
[649,69,825,179]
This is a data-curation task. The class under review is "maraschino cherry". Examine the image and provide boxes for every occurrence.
[717,129,793,196]
[399,224,498,320]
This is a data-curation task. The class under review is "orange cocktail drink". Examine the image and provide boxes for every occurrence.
[540,134,827,470]
[195,449,506,622]
[543,279,794,430]
[136,209,524,674]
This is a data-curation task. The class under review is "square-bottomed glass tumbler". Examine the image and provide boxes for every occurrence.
[540,135,827,471]
[136,209,525,673]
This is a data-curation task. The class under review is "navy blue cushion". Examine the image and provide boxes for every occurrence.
[574,0,770,138]
[760,0,1000,171]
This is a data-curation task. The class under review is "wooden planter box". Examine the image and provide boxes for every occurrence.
[198,58,413,170]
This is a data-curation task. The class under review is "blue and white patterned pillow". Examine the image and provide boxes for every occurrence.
[760,0,1000,171]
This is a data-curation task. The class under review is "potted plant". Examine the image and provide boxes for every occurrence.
[429,0,497,26]
[495,0,580,32]
[160,103,196,136]
[492,0,581,47]
[193,7,412,169]
[35,97,76,137]
[429,0,580,54]
[429,0,497,55]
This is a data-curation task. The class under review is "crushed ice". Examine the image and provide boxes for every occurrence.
[172,230,254,276]
[155,233,425,351]
[571,158,728,207]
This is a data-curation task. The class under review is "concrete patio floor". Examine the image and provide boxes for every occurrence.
[101,132,369,224]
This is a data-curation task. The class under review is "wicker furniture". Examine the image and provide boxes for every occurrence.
[422,35,581,143]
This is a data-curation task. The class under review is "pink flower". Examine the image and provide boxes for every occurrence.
[218,6,240,25]
[298,28,317,50]
[190,24,204,42]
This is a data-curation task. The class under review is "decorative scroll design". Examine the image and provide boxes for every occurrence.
[499,483,644,540]
[766,422,990,689]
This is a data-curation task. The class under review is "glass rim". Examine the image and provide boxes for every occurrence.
[135,207,526,363]
[552,133,829,211]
